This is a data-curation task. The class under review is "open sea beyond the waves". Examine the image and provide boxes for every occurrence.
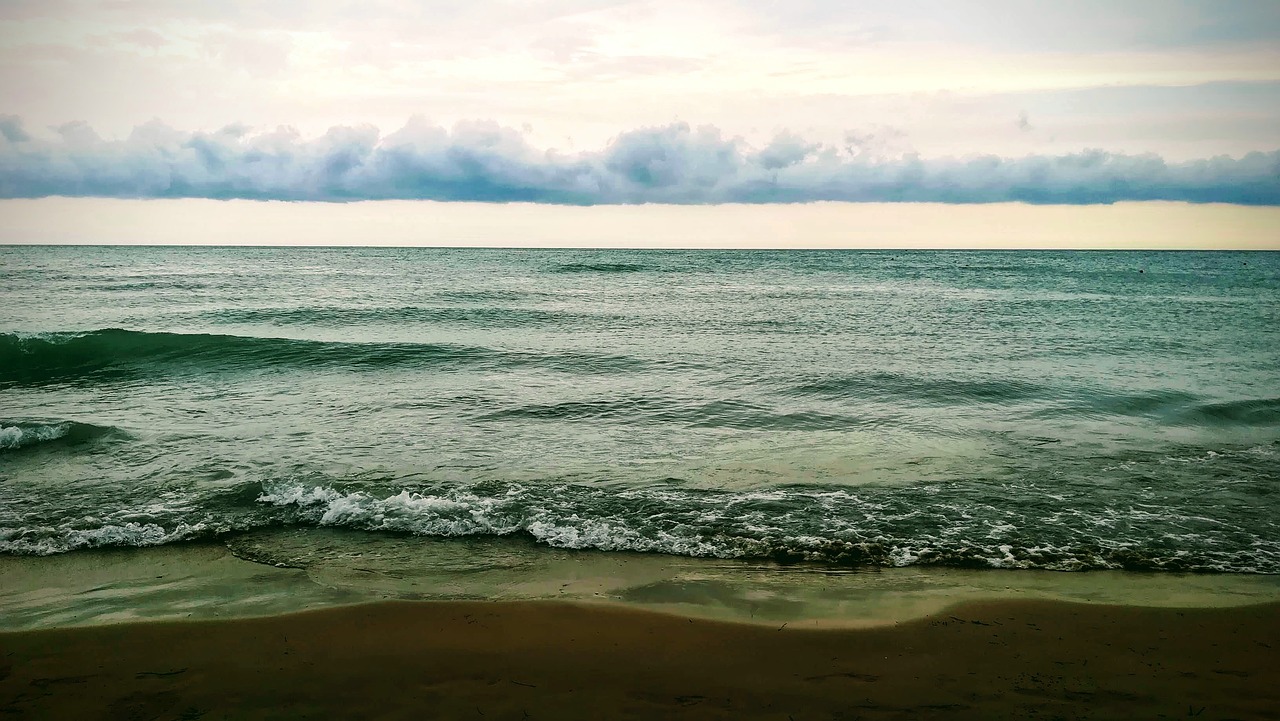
[1,247,1278,575]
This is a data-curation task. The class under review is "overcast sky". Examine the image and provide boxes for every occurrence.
[0,1,1277,215]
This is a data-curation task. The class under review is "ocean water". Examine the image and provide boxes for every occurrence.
[2,247,1278,574]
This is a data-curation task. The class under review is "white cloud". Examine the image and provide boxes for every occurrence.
[1,116,1275,204]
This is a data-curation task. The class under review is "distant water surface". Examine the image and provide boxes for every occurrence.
[2,247,1277,573]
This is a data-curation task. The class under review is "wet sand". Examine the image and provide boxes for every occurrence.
[3,598,1277,720]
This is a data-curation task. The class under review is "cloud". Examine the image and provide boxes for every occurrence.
[0,115,30,143]
[0,115,1276,205]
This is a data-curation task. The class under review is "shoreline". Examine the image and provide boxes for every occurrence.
[5,537,1280,633]
[4,597,1278,719]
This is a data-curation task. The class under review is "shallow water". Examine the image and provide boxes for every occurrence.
[2,247,1277,573]
[4,534,1279,632]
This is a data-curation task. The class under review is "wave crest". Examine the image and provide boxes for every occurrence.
[0,329,647,385]
[253,480,1280,573]
[0,521,211,555]
[0,420,121,451]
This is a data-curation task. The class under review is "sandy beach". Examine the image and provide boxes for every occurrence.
[3,598,1277,720]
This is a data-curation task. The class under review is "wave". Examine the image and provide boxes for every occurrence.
[0,329,648,385]
[787,372,1048,404]
[1083,390,1203,416]
[1036,392,1280,426]
[479,397,875,431]
[90,280,212,292]
[432,289,550,303]
[245,480,1278,573]
[479,397,671,422]
[200,305,579,328]
[1180,397,1280,427]
[790,378,1280,428]
[0,420,121,451]
[4,470,1275,573]
[551,262,651,274]
[0,521,214,555]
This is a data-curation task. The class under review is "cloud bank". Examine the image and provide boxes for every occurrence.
[1,115,1276,205]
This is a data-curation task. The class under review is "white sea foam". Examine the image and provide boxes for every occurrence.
[0,422,71,450]
[11,475,1271,572]
[0,521,209,555]
[247,478,1280,573]
[258,483,524,537]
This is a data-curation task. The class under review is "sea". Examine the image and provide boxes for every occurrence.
[2,247,1278,583]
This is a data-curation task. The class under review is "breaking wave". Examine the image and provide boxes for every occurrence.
[0,420,122,451]
[245,478,1278,573]
[3,462,1276,573]
[0,521,215,556]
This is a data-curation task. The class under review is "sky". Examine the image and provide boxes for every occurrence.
[0,1,1278,245]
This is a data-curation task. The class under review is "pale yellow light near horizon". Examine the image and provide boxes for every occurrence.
[0,198,1276,250]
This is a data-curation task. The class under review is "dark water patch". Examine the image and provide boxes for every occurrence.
[479,396,874,431]
[678,400,872,431]
[759,288,855,300]
[200,305,578,328]
[1178,398,1280,427]
[0,330,488,385]
[1011,334,1195,358]
[89,280,212,292]
[0,420,125,452]
[950,263,1038,273]
[1031,391,1280,425]
[0,269,81,282]
[788,372,1048,405]
[509,350,651,375]
[738,319,813,334]
[551,262,651,274]
[480,397,670,422]
[1083,390,1202,416]
[0,330,651,385]
[432,289,550,303]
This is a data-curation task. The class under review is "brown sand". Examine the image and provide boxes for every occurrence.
[2,599,1277,720]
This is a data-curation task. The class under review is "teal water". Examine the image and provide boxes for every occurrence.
[2,247,1277,572]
